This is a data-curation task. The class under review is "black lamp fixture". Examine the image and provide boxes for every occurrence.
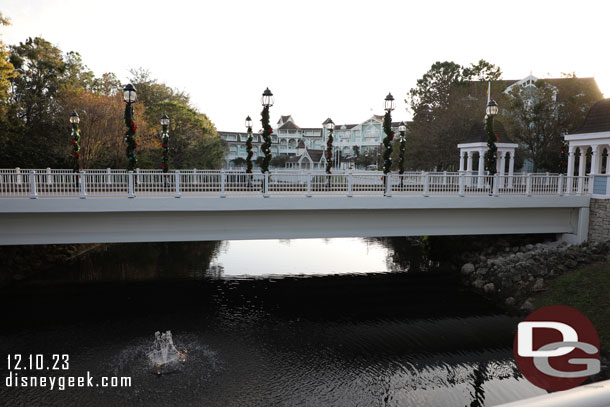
[123,83,137,104]
[261,88,274,107]
[486,99,499,117]
[70,110,80,124]
[384,93,395,112]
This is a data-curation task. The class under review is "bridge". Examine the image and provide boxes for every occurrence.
[0,169,594,245]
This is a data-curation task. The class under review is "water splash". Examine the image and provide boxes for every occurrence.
[147,331,186,374]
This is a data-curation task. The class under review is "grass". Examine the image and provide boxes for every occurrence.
[535,261,610,354]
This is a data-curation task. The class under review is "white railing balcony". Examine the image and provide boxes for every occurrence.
[0,168,592,199]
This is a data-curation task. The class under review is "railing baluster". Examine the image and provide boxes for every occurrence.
[347,171,353,197]
[220,170,226,198]
[423,172,429,197]
[263,172,270,198]
[79,170,87,199]
[175,170,181,198]
[459,172,465,197]
[128,171,135,198]
[29,170,38,199]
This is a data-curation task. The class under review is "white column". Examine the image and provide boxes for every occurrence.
[508,152,515,188]
[606,147,610,175]
[466,151,474,186]
[458,151,465,172]
[466,151,473,172]
[578,147,587,194]
[590,145,600,175]
[499,151,507,176]
[477,149,485,188]
[578,147,587,177]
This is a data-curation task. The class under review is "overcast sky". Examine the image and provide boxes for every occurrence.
[2,0,609,131]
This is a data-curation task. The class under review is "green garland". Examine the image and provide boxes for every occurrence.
[382,111,394,174]
[325,129,334,174]
[161,125,169,173]
[260,106,272,173]
[71,122,82,172]
[124,103,138,171]
[398,131,406,175]
[246,127,253,174]
[484,115,497,176]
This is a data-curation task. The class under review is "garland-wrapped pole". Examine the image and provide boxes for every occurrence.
[123,84,138,171]
[382,93,396,194]
[245,115,253,176]
[260,88,274,193]
[397,121,407,187]
[484,98,499,192]
[260,88,274,172]
[69,111,82,173]
[325,132,333,174]
[160,114,170,173]
[324,119,335,188]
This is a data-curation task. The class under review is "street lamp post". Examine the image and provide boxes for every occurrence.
[398,121,407,187]
[123,84,138,171]
[160,114,170,173]
[485,99,499,192]
[69,111,82,173]
[260,88,274,174]
[325,119,335,188]
[382,93,396,194]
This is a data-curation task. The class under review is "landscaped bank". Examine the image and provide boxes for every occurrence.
[460,239,609,312]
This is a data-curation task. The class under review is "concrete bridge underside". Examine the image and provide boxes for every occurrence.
[0,195,591,245]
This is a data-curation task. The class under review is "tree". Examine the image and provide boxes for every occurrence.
[231,157,246,167]
[405,60,504,170]
[0,13,16,103]
[270,155,288,168]
[129,70,223,169]
[462,59,502,82]
[58,89,153,168]
[504,78,600,172]
[4,37,68,167]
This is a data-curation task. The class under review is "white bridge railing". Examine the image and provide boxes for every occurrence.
[0,168,591,199]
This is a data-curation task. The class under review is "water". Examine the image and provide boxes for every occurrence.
[0,238,547,406]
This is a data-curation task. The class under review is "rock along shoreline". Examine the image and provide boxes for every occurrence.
[460,239,610,313]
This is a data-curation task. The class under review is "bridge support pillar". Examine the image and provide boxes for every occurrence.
[562,207,590,244]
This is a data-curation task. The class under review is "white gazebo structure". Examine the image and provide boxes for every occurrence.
[564,99,610,196]
[457,121,518,187]
[565,99,610,176]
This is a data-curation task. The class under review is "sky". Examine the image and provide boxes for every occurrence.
[2,0,609,132]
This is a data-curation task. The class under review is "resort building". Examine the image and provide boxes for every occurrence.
[219,114,409,168]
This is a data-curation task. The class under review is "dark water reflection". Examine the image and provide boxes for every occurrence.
[0,238,546,406]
